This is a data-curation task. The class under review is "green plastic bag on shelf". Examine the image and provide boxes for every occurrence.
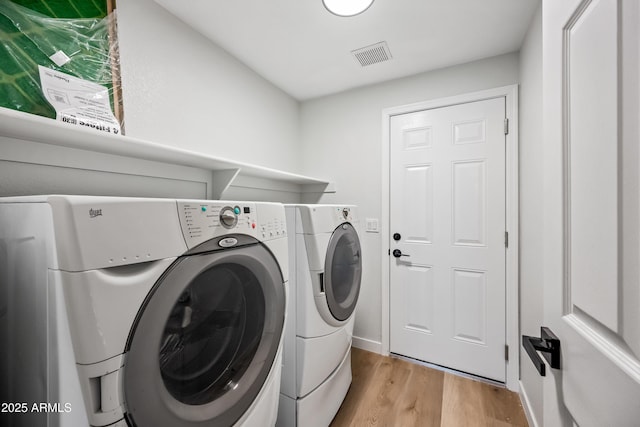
[0,0,122,127]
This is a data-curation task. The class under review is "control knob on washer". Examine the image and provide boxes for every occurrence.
[220,207,238,228]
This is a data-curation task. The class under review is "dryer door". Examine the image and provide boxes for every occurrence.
[123,243,285,427]
[324,223,362,321]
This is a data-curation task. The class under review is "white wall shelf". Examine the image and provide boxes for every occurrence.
[0,107,334,199]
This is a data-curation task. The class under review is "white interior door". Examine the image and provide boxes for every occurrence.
[389,97,507,382]
[542,0,640,425]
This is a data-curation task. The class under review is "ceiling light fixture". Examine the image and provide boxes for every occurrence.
[322,0,374,17]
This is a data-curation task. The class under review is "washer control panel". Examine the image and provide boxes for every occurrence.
[257,212,286,240]
[177,201,286,249]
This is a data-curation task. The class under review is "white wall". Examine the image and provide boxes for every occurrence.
[299,53,520,346]
[0,0,303,202]
[116,0,301,174]
[518,4,544,426]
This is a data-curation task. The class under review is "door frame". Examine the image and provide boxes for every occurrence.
[380,85,520,391]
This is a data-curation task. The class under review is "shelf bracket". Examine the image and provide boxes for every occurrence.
[211,168,241,199]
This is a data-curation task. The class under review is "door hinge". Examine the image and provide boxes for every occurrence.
[504,118,509,135]
[505,345,509,361]
[505,231,509,248]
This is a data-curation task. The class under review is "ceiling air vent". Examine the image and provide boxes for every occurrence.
[351,41,392,67]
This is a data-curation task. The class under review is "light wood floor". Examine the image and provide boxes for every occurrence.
[330,348,529,427]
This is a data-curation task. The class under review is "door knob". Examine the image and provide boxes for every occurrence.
[522,327,561,376]
[392,249,409,258]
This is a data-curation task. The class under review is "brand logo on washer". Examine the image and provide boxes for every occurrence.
[89,208,103,218]
[219,237,238,248]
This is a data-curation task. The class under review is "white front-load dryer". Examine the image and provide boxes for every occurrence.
[0,195,288,427]
[277,205,362,427]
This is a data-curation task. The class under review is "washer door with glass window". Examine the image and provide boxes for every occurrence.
[123,242,285,427]
[324,222,362,322]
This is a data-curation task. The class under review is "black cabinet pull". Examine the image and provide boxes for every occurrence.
[522,327,561,376]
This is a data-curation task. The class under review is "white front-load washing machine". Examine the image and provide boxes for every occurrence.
[277,205,362,427]
[0,195,288,427]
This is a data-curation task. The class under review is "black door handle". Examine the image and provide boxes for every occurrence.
[522,327,561,376]
[392,249,409,258]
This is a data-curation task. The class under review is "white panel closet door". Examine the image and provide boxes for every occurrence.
[542,0,640,424]
[389,97,506,382]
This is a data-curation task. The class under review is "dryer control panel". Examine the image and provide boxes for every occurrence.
[177,200,286,249]
[292,204,359,235]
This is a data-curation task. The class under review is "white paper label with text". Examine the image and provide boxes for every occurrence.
[39,66,121,135]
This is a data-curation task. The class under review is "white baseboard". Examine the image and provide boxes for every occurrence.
[519,380,540,427]
[351,336,382,354]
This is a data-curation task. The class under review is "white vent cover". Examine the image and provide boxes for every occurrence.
[351,41,392,67]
